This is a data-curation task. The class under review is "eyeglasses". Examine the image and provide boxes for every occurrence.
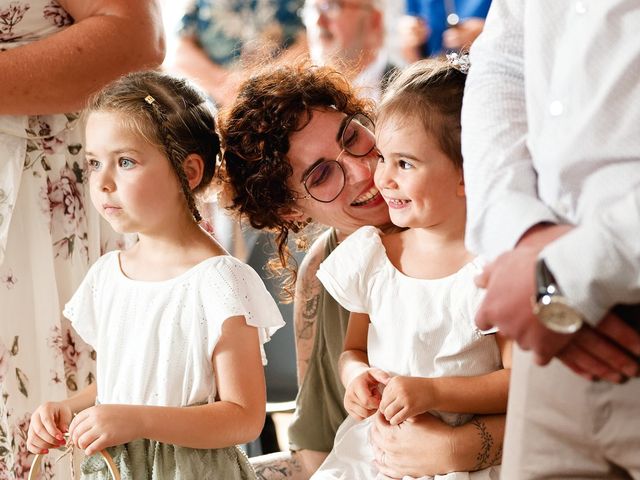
[300,113,376,203]
[303,0,373,20]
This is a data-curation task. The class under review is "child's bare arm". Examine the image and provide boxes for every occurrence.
[340,312,389,419]
[68,315,267,455]
[379,335,512,425]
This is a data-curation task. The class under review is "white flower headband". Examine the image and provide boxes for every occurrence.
[446,52,470,74]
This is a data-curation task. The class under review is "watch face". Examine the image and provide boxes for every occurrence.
[538,298,583,334]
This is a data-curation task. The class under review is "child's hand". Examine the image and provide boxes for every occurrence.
[68,404,140,456]
[27,402,72,454]
[344,368,390,420]
[378,376,434,425]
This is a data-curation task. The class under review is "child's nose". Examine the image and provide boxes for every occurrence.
[374,162,397,189]
[96,170,116,193]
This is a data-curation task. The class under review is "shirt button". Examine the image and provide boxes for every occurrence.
[575,1,587,14]
[549,101,564,116]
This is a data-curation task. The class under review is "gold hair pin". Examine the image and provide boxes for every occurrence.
[144,95,156,105]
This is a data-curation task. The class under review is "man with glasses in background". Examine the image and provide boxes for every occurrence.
[303,0,397,102]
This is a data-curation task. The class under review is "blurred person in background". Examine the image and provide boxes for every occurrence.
[399,0,490,63]
[168,0,308,262]
[0,0,164,477]
[171,0,306,109]
[302,0,397,102]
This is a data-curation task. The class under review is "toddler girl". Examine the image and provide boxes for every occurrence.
[26,71,284,479]
[312,57,510,479]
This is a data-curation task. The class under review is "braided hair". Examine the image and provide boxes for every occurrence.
[87,71,220,222]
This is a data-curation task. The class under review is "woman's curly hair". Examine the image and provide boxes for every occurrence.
[219,61,373,302]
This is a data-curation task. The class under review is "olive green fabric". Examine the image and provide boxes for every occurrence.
[288,228,350,453]
[80,440,256,479]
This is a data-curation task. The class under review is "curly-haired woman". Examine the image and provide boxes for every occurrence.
[219,61,505,480]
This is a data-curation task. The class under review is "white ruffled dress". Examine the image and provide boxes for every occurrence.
[63,251,285,479]
[312,226,502,480]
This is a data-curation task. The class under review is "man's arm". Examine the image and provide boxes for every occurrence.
[542,188,640,325]
[475,224,640,379]
[461,0,557,259]
[0,0,165,114]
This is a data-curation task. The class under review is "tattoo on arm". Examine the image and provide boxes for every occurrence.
[490,444,503,466]
[294,236,326,385]
[299,294,319,340]
[471,417,494,470]
[254,456,302,480]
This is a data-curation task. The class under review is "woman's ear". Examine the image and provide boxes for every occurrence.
[183,153,205,189]
[456,171,466,197]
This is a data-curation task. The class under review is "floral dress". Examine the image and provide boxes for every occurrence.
[0,1,122,478]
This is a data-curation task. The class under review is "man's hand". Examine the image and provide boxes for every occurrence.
[476,238,640,381]
[557,313,640,382]
[475,246,575,362]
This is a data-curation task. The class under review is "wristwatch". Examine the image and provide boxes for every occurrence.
[532,258,583,334]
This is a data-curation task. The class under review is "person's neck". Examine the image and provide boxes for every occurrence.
[134,215,213,262]
[404,215,472,267]
[335,221,398,243]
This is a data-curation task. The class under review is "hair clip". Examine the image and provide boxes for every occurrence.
[446,52,470,74]
[144,95,156,105]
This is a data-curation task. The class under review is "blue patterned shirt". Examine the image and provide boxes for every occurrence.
[178,0,304,66]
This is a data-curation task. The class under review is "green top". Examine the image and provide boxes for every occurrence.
[287,228,350,452]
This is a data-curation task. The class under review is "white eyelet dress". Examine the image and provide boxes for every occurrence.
[63,252,285,479]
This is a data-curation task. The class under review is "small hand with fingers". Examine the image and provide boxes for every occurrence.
[344,368,389,420]
[378,375,433,426]
[27,402,72,454]
[68,404,139,456]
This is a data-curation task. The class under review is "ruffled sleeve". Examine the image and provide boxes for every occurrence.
[62,252,115,348]
[316,226,385,313]
[201,257,285,364]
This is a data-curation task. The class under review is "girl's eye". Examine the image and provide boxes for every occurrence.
[377,154,385,164]
[399,159,413,170]
[119,157,136,169]
[87,159,101,171]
